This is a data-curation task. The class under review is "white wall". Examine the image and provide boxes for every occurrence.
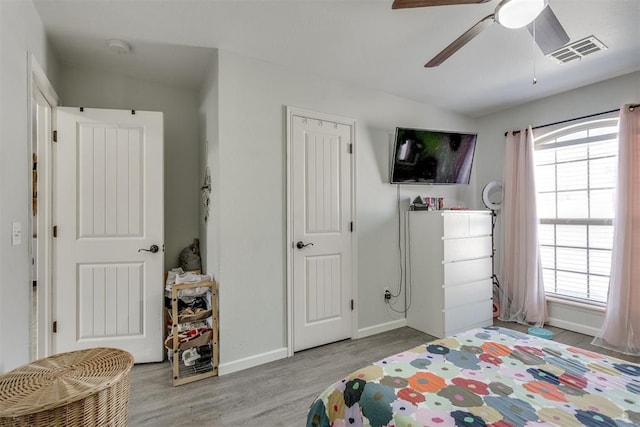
[475,71,640,194]
[199,50,477,371]
[198,53,220,281]
[57,65,202,268]
[475,70,640,334]
[0,0,59,373]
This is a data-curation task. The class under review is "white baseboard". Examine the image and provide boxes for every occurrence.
[356,318,407,339]
[218,347,288,376]
[547,317,600,337]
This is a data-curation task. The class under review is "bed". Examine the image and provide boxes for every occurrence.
[306,327,640,427]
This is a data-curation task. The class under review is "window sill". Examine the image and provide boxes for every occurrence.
[546,295,606,313]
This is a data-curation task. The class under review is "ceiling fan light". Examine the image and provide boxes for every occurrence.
[495,0,548,29]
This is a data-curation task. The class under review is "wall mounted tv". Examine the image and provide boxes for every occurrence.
[390,127,477,184]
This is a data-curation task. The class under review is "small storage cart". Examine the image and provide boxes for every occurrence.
[165,280,219,386]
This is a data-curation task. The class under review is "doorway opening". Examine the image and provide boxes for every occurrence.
[28,53,58,361]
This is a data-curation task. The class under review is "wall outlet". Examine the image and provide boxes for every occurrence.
[384,288,391,300]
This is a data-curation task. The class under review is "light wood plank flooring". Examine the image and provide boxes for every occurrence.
[129,323,639,426]
[493,320,640,364]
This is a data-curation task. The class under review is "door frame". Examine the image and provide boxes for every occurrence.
[27,52,59,360]
[285,106,358,357]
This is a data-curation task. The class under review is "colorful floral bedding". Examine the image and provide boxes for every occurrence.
[306,327,640,427]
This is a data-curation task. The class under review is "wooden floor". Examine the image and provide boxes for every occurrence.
[128,323,639,426]
[493,320,640,364]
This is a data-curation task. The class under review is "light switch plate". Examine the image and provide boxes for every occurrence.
[12,222,22,246]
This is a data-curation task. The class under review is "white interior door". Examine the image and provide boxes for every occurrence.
[290,109,355,352]
[54,107,164,363]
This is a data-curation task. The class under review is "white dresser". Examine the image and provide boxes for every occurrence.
[407,210,493,338]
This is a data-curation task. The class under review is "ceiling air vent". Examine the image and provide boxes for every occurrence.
[547,35,607,64]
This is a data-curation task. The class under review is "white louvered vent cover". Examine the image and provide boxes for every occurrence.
[547,36,608,64]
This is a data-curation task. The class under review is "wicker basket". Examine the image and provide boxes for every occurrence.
[0,348,134,426]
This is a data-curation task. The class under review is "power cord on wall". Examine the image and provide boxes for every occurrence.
[386,185,412,314]
[391,185,402,298]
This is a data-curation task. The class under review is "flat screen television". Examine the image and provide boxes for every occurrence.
[390,127,477,184]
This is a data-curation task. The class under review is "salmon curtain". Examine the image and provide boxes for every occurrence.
[592,104,640,355]
[499,127,547,326]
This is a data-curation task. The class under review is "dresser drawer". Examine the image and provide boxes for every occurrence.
[444,257,492,286]
[468,214,492,236]
[444,278,492,309]
[444,235,492,262]
[444,299,493,335]
[443,213,491,238]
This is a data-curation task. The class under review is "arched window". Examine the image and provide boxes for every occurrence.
[534,118,618,305]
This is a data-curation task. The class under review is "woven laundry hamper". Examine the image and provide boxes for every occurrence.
[0,348,134,426]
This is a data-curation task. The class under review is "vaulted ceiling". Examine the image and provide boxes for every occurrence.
[34,0,640,117]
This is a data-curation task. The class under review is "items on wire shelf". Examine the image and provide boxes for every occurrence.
[164,269,219,386]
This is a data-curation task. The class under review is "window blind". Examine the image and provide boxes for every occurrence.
[534,121,618,305]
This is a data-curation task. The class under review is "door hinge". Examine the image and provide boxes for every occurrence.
[350,222,353,232]
[52,321,57,333]
[351,299,354,311]
[53,225,58,238]
[52,130,57,142]
[348,143,353,154]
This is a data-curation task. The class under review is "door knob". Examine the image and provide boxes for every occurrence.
[138,244,159,253]
[296,241,314,249]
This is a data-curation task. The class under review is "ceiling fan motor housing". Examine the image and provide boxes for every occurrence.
[495,0,549,29]
[392,0,567,67]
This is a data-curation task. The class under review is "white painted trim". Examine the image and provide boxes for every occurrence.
[27,53,59,361]
[351,121,359,343]
[546,295,606,313]
[547,318,601,337]
[285,106,358,357]
[285,106,293,357]
[356,319,407,339]
[218,347,288,376]
[31,58,59,106]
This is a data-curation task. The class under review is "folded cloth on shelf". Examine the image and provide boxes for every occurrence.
[176,320,208,333]
[166,268,212,290]
[174,272,212,285]
[165,272,212,295]
[164,285,210,297]
[165,268,185,286]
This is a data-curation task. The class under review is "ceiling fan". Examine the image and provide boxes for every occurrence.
[392,0,570,67]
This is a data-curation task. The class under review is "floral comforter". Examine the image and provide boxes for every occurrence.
[306,327,640,427]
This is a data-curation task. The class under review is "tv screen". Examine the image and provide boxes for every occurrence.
[390,127,477,184]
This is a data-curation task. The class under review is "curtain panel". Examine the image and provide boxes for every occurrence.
[592,104,640,355]
[499,127,546,326]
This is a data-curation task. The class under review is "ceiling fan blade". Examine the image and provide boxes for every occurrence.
[425,14,494,67]
[527,5,570,55]
[392,0,490,10]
